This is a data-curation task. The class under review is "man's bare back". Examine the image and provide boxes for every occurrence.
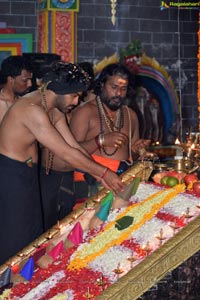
[0,98,11,123]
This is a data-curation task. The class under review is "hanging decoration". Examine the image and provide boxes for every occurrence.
[110,0,117,26]
[198,11,200,131]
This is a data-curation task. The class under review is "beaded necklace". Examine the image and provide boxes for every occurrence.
[40,84,54,175]
[96,96,124,156]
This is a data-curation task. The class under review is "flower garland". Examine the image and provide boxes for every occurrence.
[20,271,66,300]
[68,184,185,270]
[50,290,74,300]
[2,182,200,300]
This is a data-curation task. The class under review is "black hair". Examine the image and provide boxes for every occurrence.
[93,63,135,96]
[79,62,94,81]
[78,61,95,101]
[43,61,92,95]
[0,55,32,84]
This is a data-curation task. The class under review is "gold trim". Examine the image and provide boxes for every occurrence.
[1,160,200,300]
[0,161,152,272]
[96,215,200,299]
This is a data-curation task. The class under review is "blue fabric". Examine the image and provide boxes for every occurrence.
[20,257,34,281]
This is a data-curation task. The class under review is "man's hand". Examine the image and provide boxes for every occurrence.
[131,139,157,159]
[102,132,128,149]
[98,168,125,194]
[132,139,150,154]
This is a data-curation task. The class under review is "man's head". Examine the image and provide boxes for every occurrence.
[0,55,33,96]
[42,62,92,113]
[94,63,134,111]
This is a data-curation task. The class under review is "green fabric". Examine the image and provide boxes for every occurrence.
[100,191,114,206]
[115,215,134,230]
[96,199,112,221]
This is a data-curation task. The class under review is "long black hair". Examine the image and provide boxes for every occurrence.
[93,63,135,96]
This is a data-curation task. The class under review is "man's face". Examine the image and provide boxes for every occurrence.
[12,70,33,96]
[57,92,83,113]
[100,75,128,111]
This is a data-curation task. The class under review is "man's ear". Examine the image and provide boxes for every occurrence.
[7,75,15,84]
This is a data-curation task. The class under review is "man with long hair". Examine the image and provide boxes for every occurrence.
[70,63,150,200]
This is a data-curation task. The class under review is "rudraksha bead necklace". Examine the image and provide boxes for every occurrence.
[96,96,124,156]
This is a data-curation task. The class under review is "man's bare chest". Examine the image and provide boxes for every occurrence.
[90,107,130,134]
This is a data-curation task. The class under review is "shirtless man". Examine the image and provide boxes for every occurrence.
[39,61,96,231]
[0,62,124,265]
[70,63,150,199]
[0,55,32,123]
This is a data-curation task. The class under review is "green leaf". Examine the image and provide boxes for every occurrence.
[115,216,134,231]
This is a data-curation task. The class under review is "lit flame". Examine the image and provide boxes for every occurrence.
[175,138,181,145]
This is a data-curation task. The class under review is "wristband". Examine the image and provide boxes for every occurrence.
[98,133,105,147]
[100,167,109,179]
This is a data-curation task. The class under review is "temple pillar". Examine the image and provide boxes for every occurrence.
[37,0,79,62]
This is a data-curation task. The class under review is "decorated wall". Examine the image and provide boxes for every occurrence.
[77,0,199,138]
[37,0,79,62]
[0,0,198,136]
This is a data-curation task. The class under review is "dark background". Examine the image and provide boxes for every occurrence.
[0,1,199,298]
[0,0,198,135]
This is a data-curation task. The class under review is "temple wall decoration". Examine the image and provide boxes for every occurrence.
[37,0,79,62]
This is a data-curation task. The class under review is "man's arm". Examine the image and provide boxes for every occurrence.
[70,104,129,153]
[26,105,124,194]
[129,108,150,157]
[130,109,140,145]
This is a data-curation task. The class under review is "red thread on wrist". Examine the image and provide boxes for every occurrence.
[100,167,109,179]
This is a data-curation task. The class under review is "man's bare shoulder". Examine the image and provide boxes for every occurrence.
[7,94,46,124]
[72,99,97,115]
[15,91,42,109]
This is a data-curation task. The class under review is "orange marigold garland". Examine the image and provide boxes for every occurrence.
[68,184,185,271]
